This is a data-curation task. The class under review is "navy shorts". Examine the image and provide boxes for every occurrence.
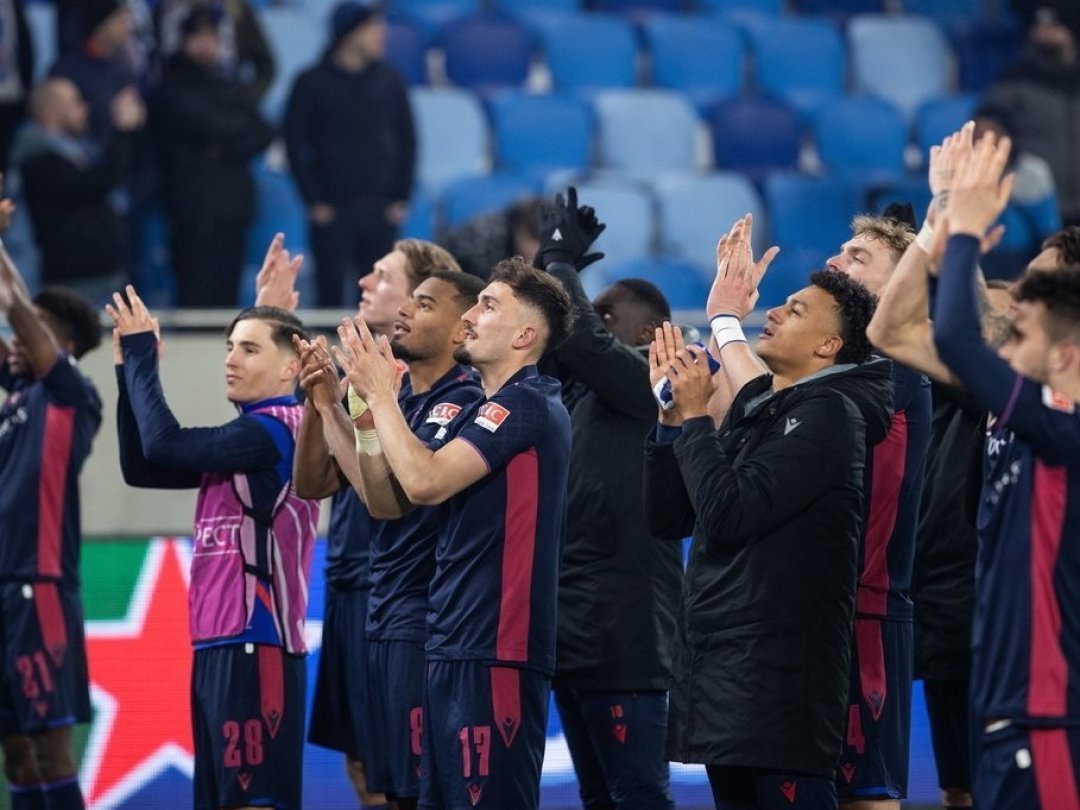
[191,644,305,810]
[0,581,90,737]
[419,660,550,810]
[707,766,838,810]
[837,617,913,799]
[974,722,1080,810]
[923,678,972,792]
[307,585,371,759]
[367,638,426,798]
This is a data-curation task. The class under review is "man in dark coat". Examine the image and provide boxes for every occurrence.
[152,6,272,307]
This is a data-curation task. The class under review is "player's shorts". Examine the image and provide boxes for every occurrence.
[0,581,90,737]
[419,660,550,810]
[707,765,838,810]
[307,585,371,759]
[837,617,913,799]
[191,643,305,810]
[974,722,1080,810]
[923,678,972,791]
[367,638,426,798]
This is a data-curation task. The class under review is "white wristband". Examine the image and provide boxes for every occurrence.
[354,427,381,456]
[347,384,369,421]
[915,220,936,254]
[709,315,746,349]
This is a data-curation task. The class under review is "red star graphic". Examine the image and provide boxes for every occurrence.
[82,539,194,808]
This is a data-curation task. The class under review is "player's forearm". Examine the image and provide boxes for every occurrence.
[354,451,411,520]
[367,390,440,505]
[321,402,364,494]
[3,285,60,377]
[292,401,341,499]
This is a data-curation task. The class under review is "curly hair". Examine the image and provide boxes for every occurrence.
[808,270,878,365]
[226,306,307,355]
[1014,265,1080,344]
[489,256,573,352]
[1042,227,1080,266]
[33,287,102,359]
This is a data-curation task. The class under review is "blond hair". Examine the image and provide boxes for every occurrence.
[850,215,916,263]
[394,239,462,292]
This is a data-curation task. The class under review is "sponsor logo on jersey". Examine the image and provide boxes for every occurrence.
[475,402,510,432]
[426,402,463,427]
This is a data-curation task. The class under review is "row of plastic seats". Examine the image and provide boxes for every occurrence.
[408,86,978,195]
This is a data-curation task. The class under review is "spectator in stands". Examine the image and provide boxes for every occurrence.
[972,103,1062,280]
[285,1,416,308]
[0,0,34,174]
[438,197,544,279]
[155,0,275,103]
[50,0,144,148]
[152,6,272,308]
[15,77,144,303]
[984,1,1080,226]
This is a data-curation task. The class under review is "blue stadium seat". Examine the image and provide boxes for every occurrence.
[409,87,490,190]
[654,172,766,274]
[697,0,784,14]
[642,15,744,111]
[756,247,828,309]
[259,7,324,122]
[901,0,983,24]
[709,95,802,180]
[491,0,579,10]
[592,257,712,310]
[243,160,314,308]
[593,90,701,178]
[865,174,933,222]
[763,173,862,257]
[914,94,977,160]
[490,92,593,180]
[399,186,438,240]
[538,13,638,93]
[792,0,884,13]
[848,14,954,119]
[439,173,539,227]
[386,16,429,85]
[546,176,656,266]
[442,13,532,92]
[813,96,908,182]
[25,1,56,78]
[745,17,845,117]
[390,0,480,30]
[949,16,1025,93]
[593,0,683,11]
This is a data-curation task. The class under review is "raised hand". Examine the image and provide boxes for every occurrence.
[666,343,715,420]
[254,233,303,311]
[706,214,780,320]
[106,285,158,337]
[649,321,687,425]
[331,317,401,403]
[927,121,975,226]
[294,334,341,411]
[946,131,1014,240]
[535,186,607,272]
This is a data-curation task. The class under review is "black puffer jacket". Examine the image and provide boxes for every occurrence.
[644,359,893,778]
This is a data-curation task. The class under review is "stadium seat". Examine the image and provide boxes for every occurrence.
[792,0,884,14]
[491,0,579,10]
[642,15,744,111]
[259,7,324,122]
[243,160,314,309]
[409,87,491,191]
[593,90,702,179]
[399,186,438,241]
[439,173,539,227]
[901,0,983,24]
[592,257,712,310]
[490,92,593,180]
[654,172,766,274]
[914,94,977,160]
[592,0,683,11]
[848,14,954,119]
[386,16,429,85]
[696,0,784,14]
[442,13,532,92]
[546,176,657,266]
[755,247,828,309]
[390,0,480,30]
[709,95,802,180]
[813,96,908,182]
[745,17,845,117]
[25,1,56,79]
[763,173,862,257]
[949,16,1025,93]
[538,13,638,93]
[865,174,933,222]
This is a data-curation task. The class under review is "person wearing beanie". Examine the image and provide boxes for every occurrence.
[151,5,273,307]
[285,0,416,308]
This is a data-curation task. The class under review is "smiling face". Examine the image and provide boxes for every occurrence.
[826,233,897,296]
[391,277,468,363]
[756,285,843,377]
[224,318,298,404]
[358,251,411,335]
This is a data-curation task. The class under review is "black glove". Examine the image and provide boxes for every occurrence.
[534,186,606,272]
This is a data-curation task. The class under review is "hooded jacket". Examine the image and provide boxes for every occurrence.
[644,358,893,778]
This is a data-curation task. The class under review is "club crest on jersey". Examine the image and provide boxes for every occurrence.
[426,402,462,427]
[475,402,510,432]
[1042,385,1076,414]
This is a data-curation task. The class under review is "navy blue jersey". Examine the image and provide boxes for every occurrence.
[325,491,376,589]
[366,365,483,641]
[0,357,101,584]
[857,363,932,619]
[934,235,1080,726]
[426,366,571,674]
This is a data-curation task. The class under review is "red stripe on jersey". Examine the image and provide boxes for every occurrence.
[258,645,285,739]
[37,405,75,579]
[1031,727,1080,810]
[854,618,887,722]
[496,450,539,663]
[1028,462,1068,718]
[856,411,907,615]
[490,666,522,748]
[33,582,68,668]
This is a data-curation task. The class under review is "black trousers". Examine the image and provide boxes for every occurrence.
[309,202,398,308]
[169,218,249,308]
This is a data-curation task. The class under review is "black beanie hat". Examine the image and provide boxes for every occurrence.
[330,2,379,48]
[81,0,125,39]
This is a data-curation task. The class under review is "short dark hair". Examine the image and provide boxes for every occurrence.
[429,268,484,311]
[33,287,102,359]
[809,270,878,365]
[1014,265,1080,344]
[612,278,671,325]
[506,197,544,242]
[1042,227,1080,266]
[489,256,573,351]
[226,306,306,354]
